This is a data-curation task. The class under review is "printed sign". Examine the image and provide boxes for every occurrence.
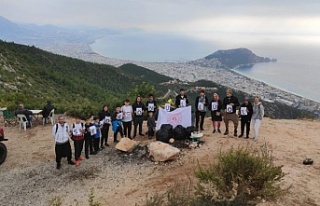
[164,103,171,112]
[180,99,186,107]
[240,107,248,116]
[104,116,111,124]
[198,102,204,111]
[89,125,97,136]
[211,102,218,111]
[73,128,81,136]
[226,104,233,113]
[136,108,143,116]
[117,113,123,119]
[148,103,155,112]
[125,112,131,117]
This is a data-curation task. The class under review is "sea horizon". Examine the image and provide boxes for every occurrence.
[90,35,320,103]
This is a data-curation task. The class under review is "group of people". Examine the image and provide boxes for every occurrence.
[14,101,56,127]
[51,88,265,169]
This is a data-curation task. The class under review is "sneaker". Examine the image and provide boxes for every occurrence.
[114,140,119,143]
[91,151,97,155]
[212,130,216,133]
[238,134,243,138]
[139,133,145,136]
[79,156,85,161]
[200,127,204,131]
[224,131,229,135]
[234,133,237,137]
[246,136,249,139]
[218,129,221,133]
[75,160,80,166]
[85,156,90,159]
[105,143,109,147]
[56,163,61,170]
[68,161,75,165]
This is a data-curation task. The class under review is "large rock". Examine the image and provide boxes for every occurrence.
[148,141,180,162]
[115,138,139,152]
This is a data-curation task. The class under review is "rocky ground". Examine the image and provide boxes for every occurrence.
[0,117,320,206]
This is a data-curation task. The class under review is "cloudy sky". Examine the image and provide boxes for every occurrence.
[1,0,320,42]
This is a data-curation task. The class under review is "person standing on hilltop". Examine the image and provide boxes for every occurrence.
[132,96,145,138]
[238,97,253,138]
[146,93,158,118]
[98,105,111,147]
[112,104,124,142]
[209,93,223,133]
[52,115,75,169]
[195,89,209,131]
[252,97,265,141]
[222,89,240,136]
[42,101,56,124]
[175,89,189,108]
[71,116,85,166]
[121,99,133,139]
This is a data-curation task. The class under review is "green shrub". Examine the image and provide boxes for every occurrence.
[194,144,288,203]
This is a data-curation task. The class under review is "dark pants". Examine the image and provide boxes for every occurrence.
[224,113,239,134]
[123,121,132,138]
[195,111,206,130]
[84,135,94,157]
[94,137,100,152]
[55,141,72,164]
[133,116,144,136]
[240,118,251,137]
[114,126,123,141]
[148,126,155,137]
[101,124,110,147]
[74,139,84,161]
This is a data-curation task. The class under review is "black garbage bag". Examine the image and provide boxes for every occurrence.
[160,124,174,138]
[156,124,173,143]
[185,126,195,138]
[173,125,187,140]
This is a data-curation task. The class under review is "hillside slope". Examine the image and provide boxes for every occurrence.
[0,40,170,114]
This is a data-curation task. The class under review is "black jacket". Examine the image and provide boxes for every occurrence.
[239,102,253,119]
[222,96,240,114]
[195,95,209,112]
[208,99,222,112]
[98,110,111,125]
[175,95,189,108]
[132,102,145,117]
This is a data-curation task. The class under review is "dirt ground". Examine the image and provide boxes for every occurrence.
[0,117,320,206]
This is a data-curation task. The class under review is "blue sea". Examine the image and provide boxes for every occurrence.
[91,33,320,102]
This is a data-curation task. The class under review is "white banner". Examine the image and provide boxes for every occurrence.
[156,106,192,130]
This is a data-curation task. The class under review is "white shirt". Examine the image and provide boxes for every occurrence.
[52,123,70,144]
[72,123,84,136]
[121,105,133,122]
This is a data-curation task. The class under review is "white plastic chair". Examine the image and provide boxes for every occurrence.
[43,109,55,126]
[17,114,29,131]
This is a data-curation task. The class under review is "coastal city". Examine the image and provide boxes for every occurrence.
[64,46,320,117]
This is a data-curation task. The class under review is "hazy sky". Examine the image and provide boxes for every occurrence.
[1,0,320,45]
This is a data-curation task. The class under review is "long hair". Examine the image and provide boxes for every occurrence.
[213,93,219,101]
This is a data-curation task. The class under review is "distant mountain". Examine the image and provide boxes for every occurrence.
[192,48,276,69]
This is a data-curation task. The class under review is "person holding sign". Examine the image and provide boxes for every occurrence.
[222,89,240,136]
[209,93,223,133]
[121,99,133,139]
[252,97,265,141]
[238,97,253,138]
[112,105,124,143]
[98,105,111,147]
[175,88,189,108]
[132,96,145,138]
[195,89,209,131]
[146,93,157,115]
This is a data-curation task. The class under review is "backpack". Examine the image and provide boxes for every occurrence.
[55,123,69,134]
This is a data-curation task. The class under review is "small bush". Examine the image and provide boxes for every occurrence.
[48,196,62,206]
[88,188,101,206]
[194,144,288,204]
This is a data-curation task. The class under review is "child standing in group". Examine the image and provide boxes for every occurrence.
[93,116,102,153]
[84,117,95,158]
[112,105,124,143]
[71,117,85,166]
[147,112,156,139]
[121,99,133,139]
[98,104,111,147]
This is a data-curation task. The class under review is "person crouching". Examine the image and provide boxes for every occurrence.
[52,115,75,169]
